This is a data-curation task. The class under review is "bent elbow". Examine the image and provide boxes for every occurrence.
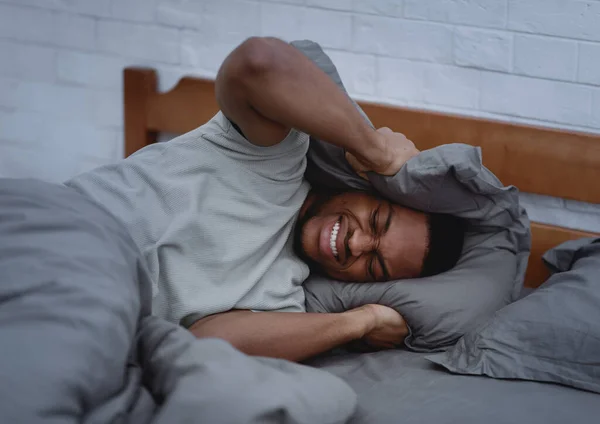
[234,36,286,78]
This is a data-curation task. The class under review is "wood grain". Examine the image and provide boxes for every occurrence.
[527,223,598,287]
[123,68,158,157]
[359,102,600,205]
[122,67,600,287]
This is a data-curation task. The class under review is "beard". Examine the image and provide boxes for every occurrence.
[292,192,332,274]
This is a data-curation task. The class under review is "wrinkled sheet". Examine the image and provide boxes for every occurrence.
[0,178,357,424]
[308,349,600,424]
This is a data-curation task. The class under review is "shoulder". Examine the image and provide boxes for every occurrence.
[201,112,310,163]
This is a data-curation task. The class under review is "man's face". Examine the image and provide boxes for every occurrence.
[296,191,429,282]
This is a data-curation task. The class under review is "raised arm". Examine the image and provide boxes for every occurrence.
[216,37,414,175]
[189,305,408,362]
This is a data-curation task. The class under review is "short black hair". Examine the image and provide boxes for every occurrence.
[420,213,467,277]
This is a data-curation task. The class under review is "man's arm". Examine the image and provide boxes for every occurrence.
[216,37,397,171]
[189,305,408,362]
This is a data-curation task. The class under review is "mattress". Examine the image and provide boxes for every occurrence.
[308,349,600,424]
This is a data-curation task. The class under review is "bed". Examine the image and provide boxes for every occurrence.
[123,66,600,423]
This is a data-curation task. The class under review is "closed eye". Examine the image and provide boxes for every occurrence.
[367,257,377,281]
[370,205,381,234]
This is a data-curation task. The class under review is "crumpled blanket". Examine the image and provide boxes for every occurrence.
[0,178,357,424]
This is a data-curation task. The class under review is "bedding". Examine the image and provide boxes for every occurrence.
[308,348,600,424]
[0,178,356,424]
[293,40,531,351]
[429,237,600,393]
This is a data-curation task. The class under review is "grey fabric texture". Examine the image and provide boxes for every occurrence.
[428,237,600,393]
[0,178,356,424]
[308,349,600,424]
[293,40,531,351]
[67,111,310,325]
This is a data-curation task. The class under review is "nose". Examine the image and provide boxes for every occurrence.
[348,229,376,257]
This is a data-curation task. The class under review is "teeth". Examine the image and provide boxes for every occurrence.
[330,219,340,258]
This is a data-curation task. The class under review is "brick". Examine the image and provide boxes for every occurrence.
[157,0,205,28]
[377,58,479,109]
[481,73,593,127]
[405,0,507,29]
[0,0,112,17]
[0,109,119,159]
[261,4,304,41]
[509,0,600,42]
[377,57,425,102]
[454,27,511,72]
[49,121,120,159]
[158,0,259,39]
[152,63,211,91]
[302,7,352,50]
[0,142,80,182]
[53,12,96,50]
[0,4,53,44]
[57,51,129,90]
[9,81,122,128]
[181,30,237,74]
[261,4,352,50]
[0,77,18,108]
[0,110,46,144]
[111,0,160,23]
[0,40,56,82]
[260,0,305,3]
[114,131,125,160]
[578,42,600,86]
[326,50,376,95]
[592,90,600,129]
[0,5,95,49]
[353,0,403,17]
[93,90,123,127]
[422,64,480,109]
[75,156,116,176]
[97,20,180,64]
[514,35,577,82]
[202,0,261,43]
[354,15,452,63]
[306,0,353,11]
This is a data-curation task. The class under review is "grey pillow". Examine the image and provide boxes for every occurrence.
[428,238,600,393]
[293,40,531,351]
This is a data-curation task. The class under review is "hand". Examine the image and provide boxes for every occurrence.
[345,127,419,179]
[352,304,409,349]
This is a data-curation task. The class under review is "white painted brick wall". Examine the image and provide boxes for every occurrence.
[453,27,512,72]
[579,42,600,86]
[0,0,599,231]
[513,35,578,81]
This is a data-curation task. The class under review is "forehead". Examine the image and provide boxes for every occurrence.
[331,191,381,208]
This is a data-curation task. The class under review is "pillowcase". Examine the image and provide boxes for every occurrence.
[292,40,531,351]
[428,238,600,393]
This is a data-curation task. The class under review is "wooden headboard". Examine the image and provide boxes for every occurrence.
[123,67,600,288]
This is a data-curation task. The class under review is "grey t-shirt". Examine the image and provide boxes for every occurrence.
[66,112,311,324]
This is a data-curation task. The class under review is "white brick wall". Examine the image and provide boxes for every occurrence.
[0,0,599,231]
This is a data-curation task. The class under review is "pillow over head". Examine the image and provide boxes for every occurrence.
[428,238,600,393]
[292,40,531,351]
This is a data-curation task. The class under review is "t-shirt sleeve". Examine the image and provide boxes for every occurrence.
[199,111,310,182]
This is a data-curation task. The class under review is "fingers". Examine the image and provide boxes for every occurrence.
[345,151,369,181]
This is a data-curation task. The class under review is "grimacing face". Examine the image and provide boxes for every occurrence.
[296,191,430,282]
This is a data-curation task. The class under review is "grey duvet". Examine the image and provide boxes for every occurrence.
[309,349,600,424]
[0,179,356,424]
[2,179,599,424]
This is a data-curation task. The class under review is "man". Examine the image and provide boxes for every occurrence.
[67,37,465,362]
